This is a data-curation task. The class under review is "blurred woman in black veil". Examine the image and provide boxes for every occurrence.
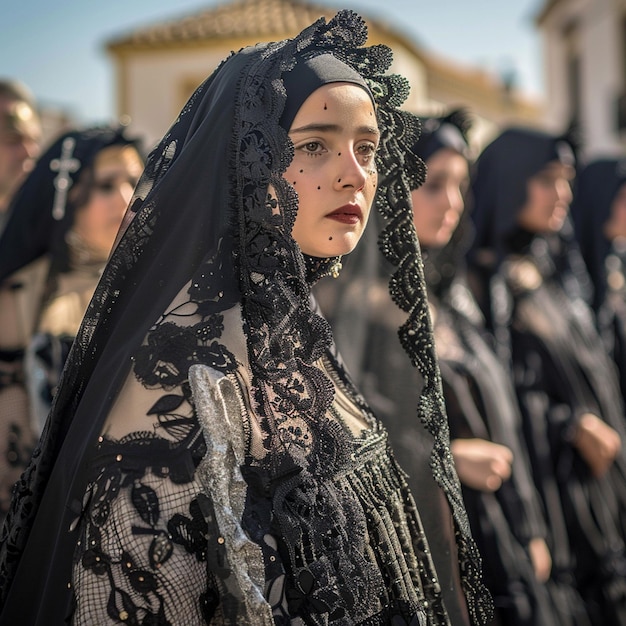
[467,127,626,625]
[0,12,492,626]
[571,157,626,399]
[0,126,143,526]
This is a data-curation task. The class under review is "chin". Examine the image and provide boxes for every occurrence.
[548,220,565,232]
[307,240,359,259]
[341,232,363,254]
[309,248,352,259]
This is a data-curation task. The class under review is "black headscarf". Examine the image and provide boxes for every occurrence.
[468,126,594,352]
[0,126,140,282]
[279,52,374,130]
[470,127,576,261]
[411,109,473,296]
[571,158,626,309]
[412,109,472,163]
[0,12,491,624]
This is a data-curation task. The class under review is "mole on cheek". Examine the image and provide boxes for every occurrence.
[324,103,327,110]
[299,169,304,173]
[329,236,333,240]
[317,186,321,190]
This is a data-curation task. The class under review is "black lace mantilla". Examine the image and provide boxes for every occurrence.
[0,10,492,625]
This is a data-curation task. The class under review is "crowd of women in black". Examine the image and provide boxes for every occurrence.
[1,9,626,626]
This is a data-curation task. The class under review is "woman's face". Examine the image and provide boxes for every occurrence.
[411,148,468,248]
[516,160,574,234]
[603,183,626,241]
[72,145,143,256]
[285,82,379,258]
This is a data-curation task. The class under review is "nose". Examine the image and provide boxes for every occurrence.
[24,140,40,160]
[11,137,38,162]
[333,150,367,192]
[12,140,30,163]
[556,178,572,205]
[446,185,464,215]
[104,180,135,214]
[118,181,135,208]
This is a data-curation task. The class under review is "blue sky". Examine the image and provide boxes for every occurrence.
[0,0,545,124]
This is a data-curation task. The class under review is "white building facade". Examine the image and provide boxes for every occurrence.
[537,0,626,158]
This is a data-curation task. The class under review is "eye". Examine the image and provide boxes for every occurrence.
[356,142,377,164]
[299,141,325,156]
[423,179,445,193]
[537,175,556,188]
[93,180,116,194]
[93,176,139,194]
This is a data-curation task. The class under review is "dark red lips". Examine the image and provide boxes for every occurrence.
[326,204,362,224]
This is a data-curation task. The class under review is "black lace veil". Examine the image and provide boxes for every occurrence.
[315,106,488,624]
[0,11,490,624]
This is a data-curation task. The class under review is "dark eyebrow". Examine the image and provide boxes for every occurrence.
[289,122,379,136]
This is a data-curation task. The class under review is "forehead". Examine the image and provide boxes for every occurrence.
[291,82,376,124]
[426,148,468,171]
[534,160,575,179]
[94,145,143,172]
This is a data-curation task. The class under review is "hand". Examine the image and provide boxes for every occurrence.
[572,413,621,478]
[528,537,552,583]
[450,438,513,492]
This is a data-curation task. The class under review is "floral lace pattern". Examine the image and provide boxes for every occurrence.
[71,432,215,625]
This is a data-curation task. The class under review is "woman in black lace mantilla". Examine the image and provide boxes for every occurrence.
[0,12,492,625]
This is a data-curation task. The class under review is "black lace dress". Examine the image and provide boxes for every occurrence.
[69,301,446,625]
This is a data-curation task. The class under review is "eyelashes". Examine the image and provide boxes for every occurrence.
[295,142,378,165]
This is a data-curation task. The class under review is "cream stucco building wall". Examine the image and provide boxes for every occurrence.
[538,0,626,158]
[114,47,233,149]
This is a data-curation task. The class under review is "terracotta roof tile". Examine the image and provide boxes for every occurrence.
[107,0,337,49]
